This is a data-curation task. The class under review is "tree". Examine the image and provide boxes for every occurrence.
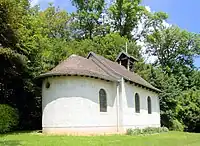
[108,0,168,41]
[0,0,29,53]
[145,26,200,73]
[109,0,144,39]
[145,26,200,91]
[71,0,105,39]
[21,4,71,76]
[177,90,200,132]
[132,11,168,41]
[134,63,181,129]
[38,4,70,39]
[0,0,41,130]
[136,25,200,131]
[65,33,141,61]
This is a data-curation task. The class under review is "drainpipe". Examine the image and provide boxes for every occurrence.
[116,80,120,132]
[127,59,130,71]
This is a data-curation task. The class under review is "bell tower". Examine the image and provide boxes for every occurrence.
[116,51,138,72]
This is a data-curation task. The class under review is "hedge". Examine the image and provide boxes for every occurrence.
[0,104,19,133]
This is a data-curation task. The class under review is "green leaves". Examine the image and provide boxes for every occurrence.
[64,33,141,61]
[146,26,200,72]
[71,0,105,39]
[176,90,200,132]
[0,104,19,133]
[109,0,143,39]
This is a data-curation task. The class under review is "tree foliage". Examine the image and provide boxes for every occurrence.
[0,0,200,133]
[177,90,200,132]
[71,0,105,39]
[109,0,143,39]
[0,104,19,133]
[146,26,200,72]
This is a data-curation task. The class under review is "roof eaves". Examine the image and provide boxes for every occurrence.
[36,71,117,82]
[123,77,161,93]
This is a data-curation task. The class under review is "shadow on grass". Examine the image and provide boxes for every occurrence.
[0,130,42,136]
[0,140,22,146]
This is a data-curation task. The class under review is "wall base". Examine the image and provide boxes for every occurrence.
[42,124,160,135]
[42,127,125,136]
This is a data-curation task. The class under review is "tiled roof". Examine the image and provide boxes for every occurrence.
[88,52,161,92]
[38,52,161,92]
[39,55,117,81]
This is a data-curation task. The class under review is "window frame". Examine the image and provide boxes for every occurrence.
[147,96,152,114]
[99,89,107,112]
[45,81,50,89]
[135,93,140,113]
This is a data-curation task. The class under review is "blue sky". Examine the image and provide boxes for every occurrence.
[32,0,200,68]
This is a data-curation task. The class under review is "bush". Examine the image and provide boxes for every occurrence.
[170,119,184,131]
[0,104,19,133]
[127,128,143,135]
[126,127,169,135]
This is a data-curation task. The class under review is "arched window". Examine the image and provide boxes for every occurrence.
[45,81,50,89]
[147,96,152,114]
[99,89,107,112]
[135,93,140,113]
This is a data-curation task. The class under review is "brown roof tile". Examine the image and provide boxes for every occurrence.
[88,52,161,92]
[39,55,117,81]
[38,52,161,92]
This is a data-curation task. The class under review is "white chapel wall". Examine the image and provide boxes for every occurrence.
[121,80,160,130]
[42,76,118,133]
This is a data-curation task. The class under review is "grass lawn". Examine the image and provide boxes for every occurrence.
[0,131,200,146]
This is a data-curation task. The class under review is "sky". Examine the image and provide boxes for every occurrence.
[30,0,200,68]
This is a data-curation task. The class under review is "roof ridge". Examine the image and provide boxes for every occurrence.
[88,52,122,81]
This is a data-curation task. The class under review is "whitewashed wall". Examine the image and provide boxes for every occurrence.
[120,79,160,130]
[42,76,118,134]
[42,75,160,134]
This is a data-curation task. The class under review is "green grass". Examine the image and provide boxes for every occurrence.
[0,131,200,146]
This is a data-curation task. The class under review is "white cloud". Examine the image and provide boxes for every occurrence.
[145,6,151,12]
[30,0,39,6]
